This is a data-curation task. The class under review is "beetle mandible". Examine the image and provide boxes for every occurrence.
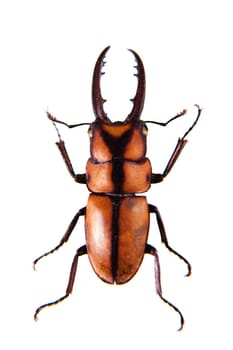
[34,46,201,330]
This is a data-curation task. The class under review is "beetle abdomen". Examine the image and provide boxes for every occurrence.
[85,194,149,284]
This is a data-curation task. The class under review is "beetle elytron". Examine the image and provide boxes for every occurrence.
[34,46,201,330]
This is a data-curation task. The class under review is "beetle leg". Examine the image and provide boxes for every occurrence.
[161,138,187,177]
[145,244,184,331]
[148,204,191,276]
[150,105,202,182]
[33,207,86,269]
[47,112,87,183]
[55,138,86,183]
[151,137,187,183]
[34,245,87,321]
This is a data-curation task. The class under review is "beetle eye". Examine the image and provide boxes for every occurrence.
[88,127,93,138]
[142,124,148,136]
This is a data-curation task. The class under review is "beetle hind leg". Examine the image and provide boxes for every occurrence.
[34,245,87,321]
[145,244,184,331]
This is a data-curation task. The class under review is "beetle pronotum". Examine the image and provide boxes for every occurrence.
[34,46,201,330]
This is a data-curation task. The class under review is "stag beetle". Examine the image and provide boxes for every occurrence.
[34,46,201,330]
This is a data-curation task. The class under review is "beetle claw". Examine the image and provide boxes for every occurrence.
[126,49,145,122]
[92,46,110,122]
[92,46,145,123]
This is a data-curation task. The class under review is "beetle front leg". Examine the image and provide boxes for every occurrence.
[34,245,87,320]
[145,244,184,331]
[151,105,202,183]
[55,139,86,183]
[47,112,87,183]
[33,207,86,268]
[149,204,191,276]
[151,137,187,183]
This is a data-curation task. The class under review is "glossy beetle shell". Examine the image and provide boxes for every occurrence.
[85,194,149,284]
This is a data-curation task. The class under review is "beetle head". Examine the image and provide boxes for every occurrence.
[92,46,145,124]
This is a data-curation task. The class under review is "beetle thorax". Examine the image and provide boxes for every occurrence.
[89,120,148,163]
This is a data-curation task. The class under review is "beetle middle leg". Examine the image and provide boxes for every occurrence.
[33,207,86,268]
[149,204,191,276]
[34,245,87,320]
[145,244,184,331]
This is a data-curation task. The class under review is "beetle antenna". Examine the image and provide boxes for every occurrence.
[145,109,187,126]
[145,104,202,140]
[47,112,91,133]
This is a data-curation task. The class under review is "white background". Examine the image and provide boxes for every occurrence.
[1,0,232,349]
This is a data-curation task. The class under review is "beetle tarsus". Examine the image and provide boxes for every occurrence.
[158,293,185,331]
[164,244,191,277]
[33,241,65,269]
[145,244,184,331]
[34,294,69,321]
[34,245,87,320]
